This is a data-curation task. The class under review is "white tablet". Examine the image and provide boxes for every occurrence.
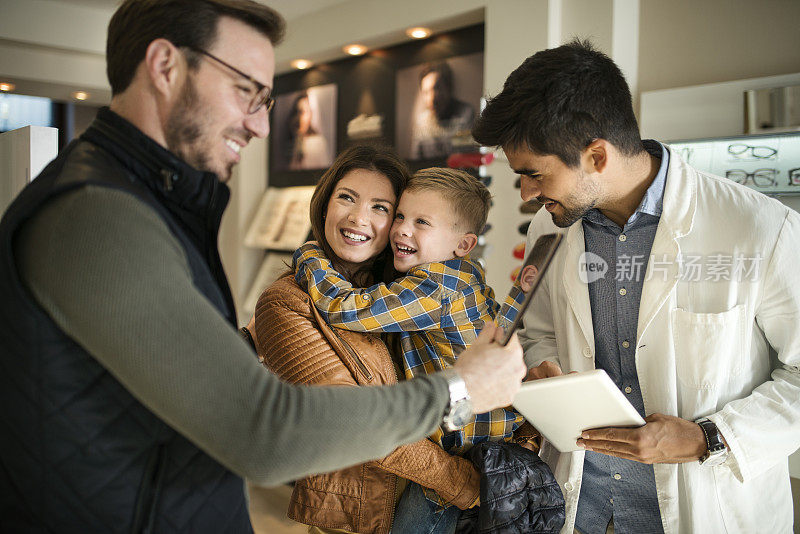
[512,369,645,452]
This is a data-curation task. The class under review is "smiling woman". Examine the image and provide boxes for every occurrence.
[323,168,395,277]
[252,145,482,533]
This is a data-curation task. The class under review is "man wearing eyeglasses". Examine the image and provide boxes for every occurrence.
[0,1,527,532]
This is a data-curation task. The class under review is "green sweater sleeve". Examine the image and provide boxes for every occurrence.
[14,185,449,486]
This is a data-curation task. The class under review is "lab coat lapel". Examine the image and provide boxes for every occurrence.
[561,222,595,351]
[637,150,697,340]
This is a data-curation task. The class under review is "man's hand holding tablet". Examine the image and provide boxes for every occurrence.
[578,413,708,464]
[524,362,710,462]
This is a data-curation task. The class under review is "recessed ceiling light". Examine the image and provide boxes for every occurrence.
[343,44,368,56]
[291,59,313,70]
[0,82,16,92]
[406,27,431,39]
[72,91,90,101]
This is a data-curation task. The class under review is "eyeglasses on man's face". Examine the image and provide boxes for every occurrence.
[725,168,777,187]
[187,47,274,114]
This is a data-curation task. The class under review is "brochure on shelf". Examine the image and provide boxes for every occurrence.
[244,186,316,250]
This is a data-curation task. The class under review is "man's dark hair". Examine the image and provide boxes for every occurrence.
[107,0,285,95]
[418,61,454,92]
[472,39,642,167]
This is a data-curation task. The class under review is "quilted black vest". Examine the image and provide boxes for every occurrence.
[0,109,253,533]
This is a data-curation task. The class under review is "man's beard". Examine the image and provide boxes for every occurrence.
[550,199,596,227]
[164,79,232,180]
[546,172,600,228]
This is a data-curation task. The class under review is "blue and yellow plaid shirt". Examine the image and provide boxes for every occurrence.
[293,242,526,456]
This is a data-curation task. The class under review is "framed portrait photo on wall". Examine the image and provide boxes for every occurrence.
[395,52,484,161]
[271,83,338,172]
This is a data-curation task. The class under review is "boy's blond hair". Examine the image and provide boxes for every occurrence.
[406,168,491,235]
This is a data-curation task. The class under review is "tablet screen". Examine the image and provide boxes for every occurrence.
[500,232,562,346]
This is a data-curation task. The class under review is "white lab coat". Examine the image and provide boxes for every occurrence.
[522,148,800,533]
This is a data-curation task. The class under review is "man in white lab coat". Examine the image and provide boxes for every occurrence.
[472,39,800,533]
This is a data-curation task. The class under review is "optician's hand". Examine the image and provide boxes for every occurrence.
[577,413,707,464]
[525,360,563,381]
[454,322,526,413]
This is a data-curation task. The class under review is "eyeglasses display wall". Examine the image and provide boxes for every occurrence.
[669,131,800,196]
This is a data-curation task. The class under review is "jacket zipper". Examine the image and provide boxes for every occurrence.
[332,329,373,381]
[205,179,237,323]
[131,444,168,534]
[387,473,398,532]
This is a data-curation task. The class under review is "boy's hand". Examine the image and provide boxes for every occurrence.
[453,323,526,413]
[524,360,563,381]
[291,241,322,269]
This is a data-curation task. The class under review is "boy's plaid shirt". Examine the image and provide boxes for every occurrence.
[293,242,526,455]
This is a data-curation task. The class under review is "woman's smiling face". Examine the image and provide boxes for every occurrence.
[323,168,397,273]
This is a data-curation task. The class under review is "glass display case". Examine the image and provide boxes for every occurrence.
[668,131,800,197]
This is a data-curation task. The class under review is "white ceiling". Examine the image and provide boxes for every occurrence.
[51,0,353,20]
[259,0,353,21]
[49,0,119,9]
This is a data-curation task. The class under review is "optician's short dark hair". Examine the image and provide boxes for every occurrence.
[472,39,642,167]
[107,0,285,95]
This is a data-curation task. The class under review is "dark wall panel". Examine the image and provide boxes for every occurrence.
[269,24,484,187]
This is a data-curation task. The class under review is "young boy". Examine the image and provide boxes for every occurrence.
[293,168,532,529]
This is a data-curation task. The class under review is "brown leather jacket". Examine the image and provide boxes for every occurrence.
[254,275,480,534]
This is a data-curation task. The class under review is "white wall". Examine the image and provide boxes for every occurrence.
[640,72,800,141]
[221,137,270,323]
[0,126,58,213]
[561,0,613,53]
[481,1,549,299]
[638,0,800,95]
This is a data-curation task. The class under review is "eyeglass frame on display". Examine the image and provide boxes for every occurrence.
[727,143,778,160]
[725,168,778,187]
[788,168,800,186]
[186,46,275,114]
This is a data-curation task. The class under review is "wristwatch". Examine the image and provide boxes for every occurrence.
[696,417,728,466]
[441,369,473,432]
